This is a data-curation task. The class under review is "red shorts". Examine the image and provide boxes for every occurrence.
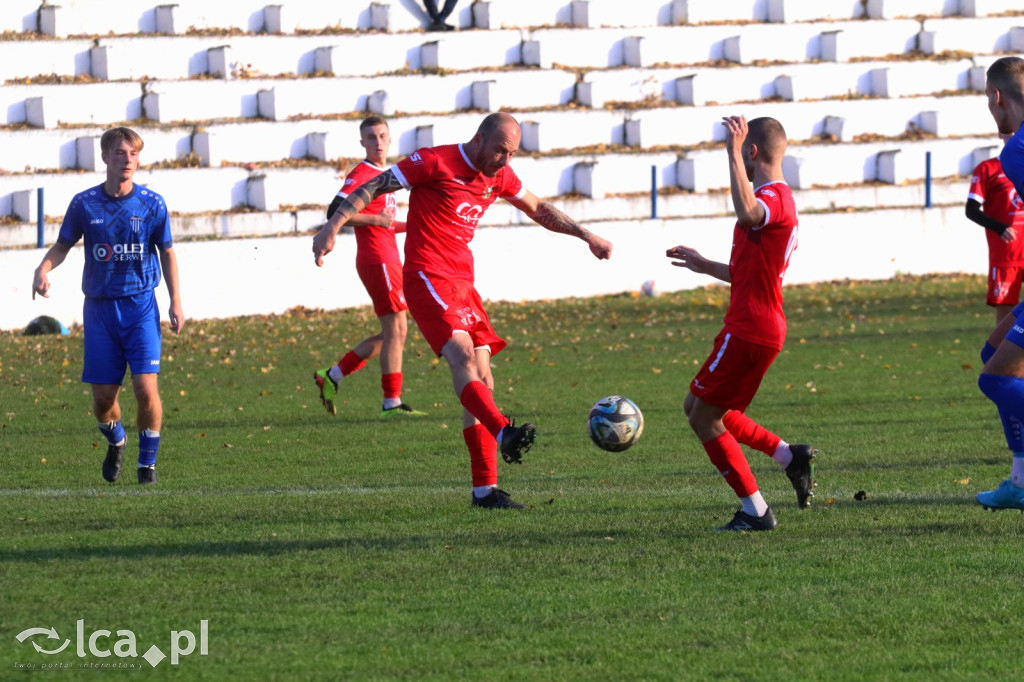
[690,330,779,411]
[987,266,1024,306]
[403,271,506,357]
[357,261,408,317]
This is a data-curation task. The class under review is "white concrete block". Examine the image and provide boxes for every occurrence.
[76,137,102,171]
[416,126,434,150]
[574,161,600,197]
[421,41,441,70]
[156,5,180,35]
[368,90,394,116]
[1012,27,1024,52]
[38,5,62,38]
[823,116,846,141]
[876,149,909,184]
[521,121,542,153]
[25,97,48,129]
[12,189,38,223]
[369,3,391,30]
[471,81,495,111]
[623,37,643,68]
[522,41,548,69]
[207,46,232,79]
[257,89,279,121]
[264,5,288,34]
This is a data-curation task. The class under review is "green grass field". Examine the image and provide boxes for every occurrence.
[2,274,1022,680]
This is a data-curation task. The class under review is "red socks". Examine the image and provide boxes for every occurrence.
[463,424,497,486]
[458,381,508,437]
[722,410,780,456]
[381,372,402,401]
[338,350,367,377]
[702,432,759,498]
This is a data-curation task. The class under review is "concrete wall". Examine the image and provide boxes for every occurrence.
[1,204,988,331]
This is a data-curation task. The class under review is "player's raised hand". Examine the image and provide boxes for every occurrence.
[312,225,336,267]
[666,245,707,274]
[721,115,748,154]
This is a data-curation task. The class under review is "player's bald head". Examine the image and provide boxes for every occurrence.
[476,113,520,143]
[746,117,787,164]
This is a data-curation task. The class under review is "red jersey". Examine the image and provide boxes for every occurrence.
[393,144,524,281]
[722,181,799,351]
[338,160,402,267]
[968,157,1024,267]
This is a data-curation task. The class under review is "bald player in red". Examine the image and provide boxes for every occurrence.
[667,115,817,531]
[313,112,613,509]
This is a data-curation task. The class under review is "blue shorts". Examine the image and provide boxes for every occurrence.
[83,293,162,384]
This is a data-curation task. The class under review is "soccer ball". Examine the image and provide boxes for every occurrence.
[587,396,644,452]
[640,280,658,297]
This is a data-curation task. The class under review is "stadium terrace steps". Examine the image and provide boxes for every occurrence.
[2,16,1022,84]
[0,87,1000,172]
[0,56,998,134]
[579,58,980,107]
[0,135,999,230]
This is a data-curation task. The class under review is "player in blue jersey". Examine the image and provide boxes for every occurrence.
[976,57,1024,510]
[32,127,184,485]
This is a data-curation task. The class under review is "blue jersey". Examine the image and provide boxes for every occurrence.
[1000,124,1024,196]
[57,183,172,299]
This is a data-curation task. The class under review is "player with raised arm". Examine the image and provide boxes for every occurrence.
[966,134,1024,325]
[976,56,1024,511]
[313,112,612,509]
[313,116,426,419]
[667,115,816,532]
[32,126,183,485]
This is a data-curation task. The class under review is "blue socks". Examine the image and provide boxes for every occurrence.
[98,419,125,446]
[138,429,160,468]
[978,373,1024,451]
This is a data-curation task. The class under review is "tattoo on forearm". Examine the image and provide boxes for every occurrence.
[533,202,588,238]
[329,170,403,224]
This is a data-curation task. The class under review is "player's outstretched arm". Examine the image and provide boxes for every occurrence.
[666,245,730,283]
[508,191,612,259]
[31,242,72,299]
[313,170,403,266]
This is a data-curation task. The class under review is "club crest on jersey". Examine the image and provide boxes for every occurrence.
[130,216,143,233]
[481,186,494,200]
